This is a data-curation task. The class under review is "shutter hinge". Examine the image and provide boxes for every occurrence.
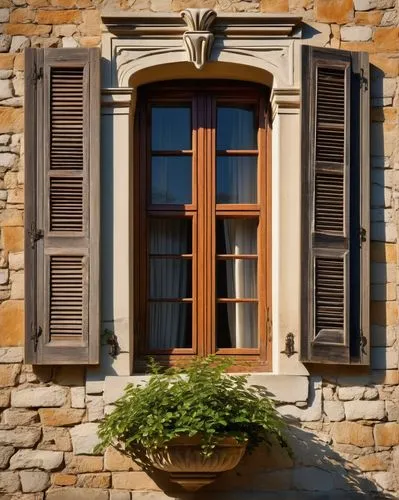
[281,332,298,358]
[359,227,367,247]
[31,325,42,352]
[360,68,368,91]
[28,222,44,249]
[360,331,367,355]
[33,66,43,84]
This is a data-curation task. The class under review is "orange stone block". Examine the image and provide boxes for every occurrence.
[371,301,398,326]
[10,8,35,24]
[36,9,82,25]
[315,0,353,24]
[76,473,111,488]
[371,242,397,263]
[332,422,374,447]
[260,0,289,12]
[374,28,399,53]
[355,453,389,472]
[0,108,23,134]
[39,408,85,427]
[0,54,15,70]
[65,455,103,473]
[375,423,399,447]
[2,227,24,252]
[112,472,161,490]
[52,473,77,486]
[340,41,376,53]
[27,0,49,6]
[104,446,140,472]
[78,36,101,48]
[4,24,52,36]
[14,54,24,72]
[355,11,383,26]
[370,55,399,77]
[51,0,77,7]
[171,0,216,12]
[0,300,24,347]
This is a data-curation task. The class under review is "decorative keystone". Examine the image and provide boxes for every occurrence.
[181,8,217,70]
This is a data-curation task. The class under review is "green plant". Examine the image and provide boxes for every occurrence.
[95,356,290,459]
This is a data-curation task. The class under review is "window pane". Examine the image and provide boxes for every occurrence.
[149,303,192,349]
[217,303,258,348]
[152,106,191,151]
[217,106,257,150]
[216,157,257,204]
[216,218,257,254]
[149,219,192,254]
[152,156,192,204]
[150,259,191,299]
[217,259,257,298]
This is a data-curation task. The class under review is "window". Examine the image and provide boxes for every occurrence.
[134,82,271,371]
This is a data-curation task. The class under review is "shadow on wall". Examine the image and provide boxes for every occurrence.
[136,419,395,500]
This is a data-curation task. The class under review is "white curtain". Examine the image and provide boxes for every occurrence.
[149,219,188,349]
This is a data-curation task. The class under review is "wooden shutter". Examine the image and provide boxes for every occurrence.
[301,46,369,364]
[25,48,100,364]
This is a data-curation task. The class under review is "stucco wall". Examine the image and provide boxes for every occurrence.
[0,0,398,498]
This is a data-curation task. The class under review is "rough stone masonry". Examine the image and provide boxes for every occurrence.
[0,0,398,498]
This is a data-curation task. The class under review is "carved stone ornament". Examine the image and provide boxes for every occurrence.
[181,8,217,70]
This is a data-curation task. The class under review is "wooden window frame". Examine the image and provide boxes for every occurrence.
[134,81,271,372]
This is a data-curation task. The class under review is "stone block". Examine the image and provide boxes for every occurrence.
[10,8,35,24]
[0,107,23,134]
[0,426,41,447]
[0,364,20,387]
[315,0,354,24]
[10,270,23,299]
[386,400,399,421]
[79,9,101,36]
[278,378,322,422]
[112,471,160,490]
[52,473,77,486]
[0,80,13,101]
[0,388,10,407]
[52,24,77,37]
[0,269,8,285]
[0,300,23,347]
[64,455,103,473]
[8,187,23,205]
[110,492,131,500]
[371,301,398,326]
[260,0,289,12]
[2,226,24,252]
[371,242,396,264]
[38,408,85,427]
[374,27,399,52]
[0,471,20,492]
[79,36,101,48]
[0,446,14,469]
[46,488,108,500]
[337,386,365,400]
[8,251,23,271]
[10,35,30,53]
[371,283,396,301]
[38,427,72,452]
[36,9,81,24]
[363,387,379,400]
[70,423,101,455]
[20,471,50,492]
[355,452,389,471]
[71,387,85,409]
[0,55,14,70]
[87,396,104,422]
[354,0,395,8]
[374,422,399,446]
[0,209,24,227]
[355,10,383,24]
[76,472,111,488]
[332,422,374,447]
[344,400,385,420]
[10,450,63,470]
[341,26,372,41]
[62,37,78,48]
[104,446,139,472]
[373,470,397,491]
[323,401,345,421]
[11,385,68,407]
[0,35,11,53]
[3,408,39,425]
[370,54,399,78]
[5,24,52,36]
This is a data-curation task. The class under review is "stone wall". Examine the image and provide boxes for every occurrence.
[0,0,398,498]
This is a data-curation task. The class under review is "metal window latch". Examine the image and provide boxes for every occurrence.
[28,222,44,249]
[360,227,367,247]
[31,325,42,352]
[33,66,43,83]
[360,68,368,91]
[281,332,298,358]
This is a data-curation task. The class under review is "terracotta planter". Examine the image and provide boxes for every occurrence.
[147,435,247,491]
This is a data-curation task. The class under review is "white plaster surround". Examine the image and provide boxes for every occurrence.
[90,10,313,400]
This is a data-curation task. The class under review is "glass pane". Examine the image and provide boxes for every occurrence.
[217,303,258,348]
[149,303,192,349]
[216,219,257,255]
[216,157,257,204]
[150,259,191,299]
[217,259,257,298]
[217,106,257,150]
[152,106,191,151]
[152,156,192,204]
[149,219,192,254]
